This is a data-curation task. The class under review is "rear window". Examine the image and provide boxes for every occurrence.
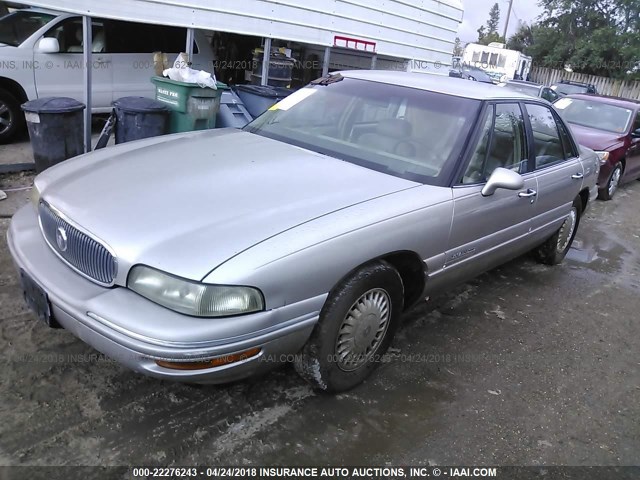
[503,83,540,97]
[554,97,634,134]
[0,11,55,46]
[552,83,590,95]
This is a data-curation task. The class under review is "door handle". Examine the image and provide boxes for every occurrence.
[518,189,537,198]
[571,172,584,179]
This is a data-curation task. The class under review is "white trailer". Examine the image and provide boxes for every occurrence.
[462,42,532,83]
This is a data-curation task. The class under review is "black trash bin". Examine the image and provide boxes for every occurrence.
[112,97,170,144]
[232,85,294,118]
[21,97,85,173]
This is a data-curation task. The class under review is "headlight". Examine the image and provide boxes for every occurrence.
[595,151,609,165]
[30,184,41,208]
[127,265,264,317]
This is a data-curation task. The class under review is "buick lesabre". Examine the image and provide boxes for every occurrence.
[8,71,599,392]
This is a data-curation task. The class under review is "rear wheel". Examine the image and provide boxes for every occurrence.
[0,88,24,144]
[598,163,622,200]
[534,198,581,265]
[294,261,404,392]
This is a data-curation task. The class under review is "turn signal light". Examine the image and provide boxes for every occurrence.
[155,347,261,371]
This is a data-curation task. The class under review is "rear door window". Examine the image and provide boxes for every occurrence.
[526,103,571,168]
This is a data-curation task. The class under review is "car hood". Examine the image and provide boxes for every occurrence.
[568,123,625,150]
[38,129,418,282]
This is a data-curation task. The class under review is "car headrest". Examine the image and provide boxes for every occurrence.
[375,118,412,138]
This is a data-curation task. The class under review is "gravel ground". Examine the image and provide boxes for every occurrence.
[0,170,638,473]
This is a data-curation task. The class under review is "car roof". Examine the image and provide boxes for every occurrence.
[339,70,534,101]
[566,93,640,109]
[556,80,595,87]
[507,80,542,87]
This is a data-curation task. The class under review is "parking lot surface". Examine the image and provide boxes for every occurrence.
[0,171,639,468]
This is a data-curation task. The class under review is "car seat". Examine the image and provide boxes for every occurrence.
[357,119,416,157]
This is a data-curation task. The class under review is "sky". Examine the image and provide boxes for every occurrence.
[457,0,544,44]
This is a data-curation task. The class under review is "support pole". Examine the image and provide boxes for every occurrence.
[502,0,514,40]
[371,54,377,70]
[322,46,331,76]
[185,28,195,63]
[82,16,92,153]
[261,38,271,86]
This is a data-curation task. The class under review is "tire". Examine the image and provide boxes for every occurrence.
[294,261,404,392]
[534,198,581,265]
[598,162,622,201]
[468,76,477,81]
[0,88,24,145]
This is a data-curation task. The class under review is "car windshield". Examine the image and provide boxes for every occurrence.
[552,83,590,95]
[554,97,633,134]
[244,77,481,185]
[503,83,539,96]
[0,11,56,47]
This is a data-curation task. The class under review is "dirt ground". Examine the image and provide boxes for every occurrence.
[0,168,639,473]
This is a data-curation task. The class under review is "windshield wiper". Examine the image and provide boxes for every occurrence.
[310,73,344,86]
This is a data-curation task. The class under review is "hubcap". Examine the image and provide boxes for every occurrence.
[608,167,621,197]
[0,102,12,135]
[335,288,391,372]
[557,207,578,253]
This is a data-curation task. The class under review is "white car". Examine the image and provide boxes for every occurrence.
[0,8,215,143]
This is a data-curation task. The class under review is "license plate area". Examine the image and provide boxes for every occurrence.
[19,270,60,328]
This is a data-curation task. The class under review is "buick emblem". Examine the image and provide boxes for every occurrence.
[56,226,68,252]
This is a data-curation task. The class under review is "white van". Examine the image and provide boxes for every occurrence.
[0,8,215,143]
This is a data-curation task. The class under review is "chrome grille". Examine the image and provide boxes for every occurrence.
[39,202,117,285]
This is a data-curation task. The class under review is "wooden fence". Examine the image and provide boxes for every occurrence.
[530,67,640,100]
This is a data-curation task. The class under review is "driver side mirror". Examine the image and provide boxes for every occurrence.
[481,167,525,197]
[35,37,60,54]
[631,128,640,138]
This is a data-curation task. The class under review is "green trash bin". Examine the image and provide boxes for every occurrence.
[151,76,227,133]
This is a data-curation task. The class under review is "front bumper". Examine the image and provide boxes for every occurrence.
[7,205,323,384]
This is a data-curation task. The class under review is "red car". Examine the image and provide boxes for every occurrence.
[554,94,640,200]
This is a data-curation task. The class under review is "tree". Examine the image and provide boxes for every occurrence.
[486,3,501,35]
[530,0,640,77]
[453,37,464,57]
[507,23,530,52]
[476,3,505,46]
[477,26,486,43]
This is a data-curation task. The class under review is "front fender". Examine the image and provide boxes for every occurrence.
[203,185,453,310]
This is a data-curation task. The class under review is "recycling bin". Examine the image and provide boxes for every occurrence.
[112,96,170,144]
[151,76,226,133]
[21,97,85,173]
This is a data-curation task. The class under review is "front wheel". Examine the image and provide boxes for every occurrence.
[598,163,622,200]
[0,89,24,144]
[294,261,404,392]
[534,198,581,265]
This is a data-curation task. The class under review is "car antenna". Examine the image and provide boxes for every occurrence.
[310,73,344,86]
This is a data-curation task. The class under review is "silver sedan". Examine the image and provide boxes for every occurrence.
[8,71,599,392]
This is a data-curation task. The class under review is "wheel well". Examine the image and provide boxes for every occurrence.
[0,77,28,103]
[619,157,626,174]
[578,188,589,213]
[380,251,426,310]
